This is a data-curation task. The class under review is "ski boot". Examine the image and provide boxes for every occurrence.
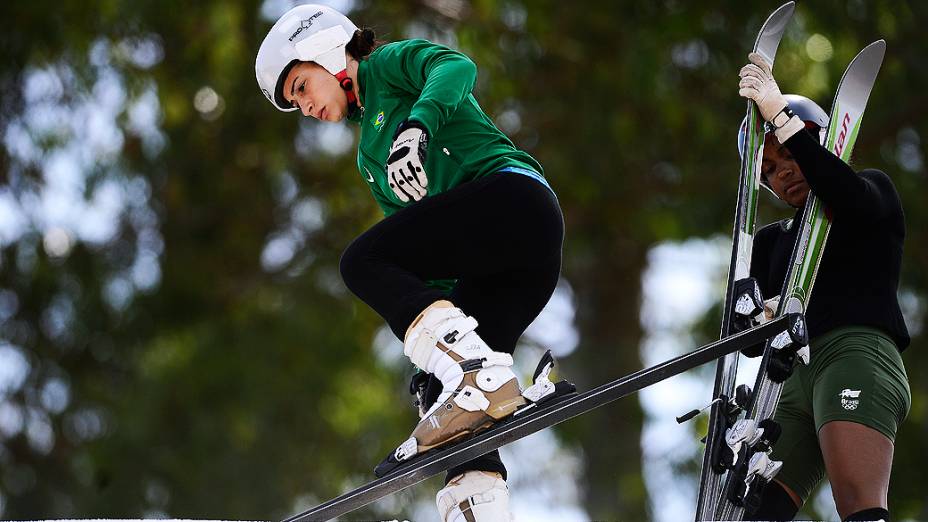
[375,303,528,476]
[436,470,513,522]
[408,369,437,419]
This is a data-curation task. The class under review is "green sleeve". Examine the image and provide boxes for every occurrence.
[373,40,477,136]
[368,183,402,217]
[426,278,457,295]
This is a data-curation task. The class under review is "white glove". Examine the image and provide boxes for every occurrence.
[738,53,804,143]
[762,296,780,323]
[386,120,429,202]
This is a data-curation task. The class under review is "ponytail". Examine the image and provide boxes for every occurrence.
[346,28,379,60]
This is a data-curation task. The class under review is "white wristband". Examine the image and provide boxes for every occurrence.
[774,115,805,144]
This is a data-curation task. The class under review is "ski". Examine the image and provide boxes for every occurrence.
[693,3,794,520]
[283,314,802,522]
[716,40,887,520]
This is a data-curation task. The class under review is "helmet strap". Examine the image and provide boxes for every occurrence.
[335,70,360,113]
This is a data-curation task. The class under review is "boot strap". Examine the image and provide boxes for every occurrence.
[459,352,514,372]
[453,385,491,412]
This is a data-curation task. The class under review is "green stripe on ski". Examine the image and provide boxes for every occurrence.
[842,118,864,162]
[801,214,829,292]
[744,107,762,231]
[826,101,842,150]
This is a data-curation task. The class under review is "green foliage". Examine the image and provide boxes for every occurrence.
[0,1,925,520]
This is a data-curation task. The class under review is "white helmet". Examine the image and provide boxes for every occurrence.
[255,4,359,112]
[737,94,829,198]
[738,94,829,156]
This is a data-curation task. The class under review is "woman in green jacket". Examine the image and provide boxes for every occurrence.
[256,5,565,521]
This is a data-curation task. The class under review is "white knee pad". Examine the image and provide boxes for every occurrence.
[436,471,513,522]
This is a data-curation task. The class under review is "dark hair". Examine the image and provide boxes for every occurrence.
[275,59,299,109]
[346,28,379,60]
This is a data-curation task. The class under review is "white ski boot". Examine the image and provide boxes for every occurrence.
[375,302,527,475]
[436,471,514,522]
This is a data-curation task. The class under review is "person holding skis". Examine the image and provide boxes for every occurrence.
[737,52,911,521]
[255,5,564,521]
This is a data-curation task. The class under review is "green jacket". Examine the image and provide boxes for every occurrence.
[351,39,545,216]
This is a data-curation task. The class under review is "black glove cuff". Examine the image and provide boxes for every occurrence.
[393,119,429,140]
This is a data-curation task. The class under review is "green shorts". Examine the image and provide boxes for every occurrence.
[770,326,911,503]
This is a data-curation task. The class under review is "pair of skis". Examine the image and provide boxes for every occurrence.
[285,314,805,522]
[694,3,887,519]
[692,3,795,519]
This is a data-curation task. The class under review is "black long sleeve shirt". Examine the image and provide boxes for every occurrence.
[750,129,910,350]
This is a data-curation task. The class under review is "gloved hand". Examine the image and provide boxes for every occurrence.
[759,296,780,324]
[738,53,804,143]
[386,120,429,202]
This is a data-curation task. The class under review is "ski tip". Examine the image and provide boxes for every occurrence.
[754,1,796,63]
[774,1,796,18]
[869,39,888,57]
[772,1,795,13]
[858,39,887,60]
[841,40,887,83]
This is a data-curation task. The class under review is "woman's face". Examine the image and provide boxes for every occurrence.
[281,61,347,122]
[762,134,810,208]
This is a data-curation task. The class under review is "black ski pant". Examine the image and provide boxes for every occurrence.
[339,172,564,482]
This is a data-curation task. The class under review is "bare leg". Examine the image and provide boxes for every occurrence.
[818,420,893,519]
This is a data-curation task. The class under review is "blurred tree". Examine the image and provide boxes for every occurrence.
[0,1,925,521]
